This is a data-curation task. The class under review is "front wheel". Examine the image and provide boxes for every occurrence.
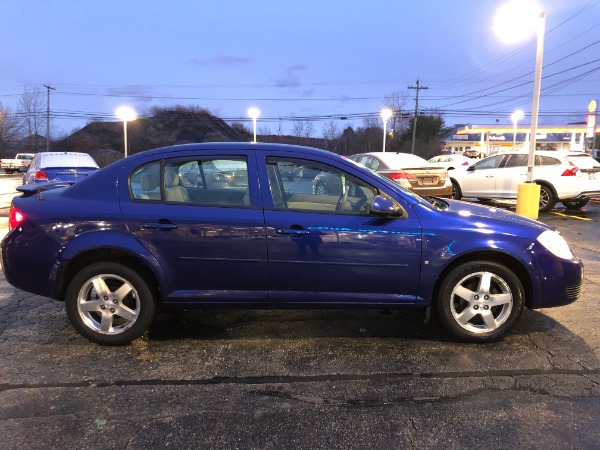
[538,184,556,212]
[436,261,524,343]
[65,262,156,345]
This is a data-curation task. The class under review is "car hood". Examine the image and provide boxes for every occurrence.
[431,198,551,235]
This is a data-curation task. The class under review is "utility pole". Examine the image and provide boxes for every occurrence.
[408,79,428,154]
[44,84,55,152]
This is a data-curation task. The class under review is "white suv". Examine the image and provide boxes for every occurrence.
[450,151,600,211]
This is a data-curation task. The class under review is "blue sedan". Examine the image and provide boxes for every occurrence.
[1,143,583,345]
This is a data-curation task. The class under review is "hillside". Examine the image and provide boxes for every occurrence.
[57,107,246,166]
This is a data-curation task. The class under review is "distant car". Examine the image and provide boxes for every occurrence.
[429,154,474,171]
[0,153,36,174]
[347,152,452,197]
[450,150,600,211]
[23,152,100,184]
[1,143,583,346]
[463,149,484,159]
[429,154,475,170]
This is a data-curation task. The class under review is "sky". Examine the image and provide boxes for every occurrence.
[1,0,599,138]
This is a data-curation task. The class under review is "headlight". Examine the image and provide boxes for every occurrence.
[536,230,574,260]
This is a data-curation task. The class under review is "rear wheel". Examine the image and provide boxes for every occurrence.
[65,262,156,345]
[562,198,589,210]
[436,261,524,343]
[538,184,556,212]
[451,180,462,200]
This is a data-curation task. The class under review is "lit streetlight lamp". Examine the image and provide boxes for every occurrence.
[248,107,260,143]
[511,109,524,151]
[381,108,393,152]
[494,1,545,219]
[115,106,136,158]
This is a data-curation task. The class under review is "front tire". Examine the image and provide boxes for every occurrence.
[436,261,524,343]
[65,262,156,345]
[538,184,556,212]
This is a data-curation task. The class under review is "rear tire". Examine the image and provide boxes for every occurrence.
[436,261,524,343]
[65,262,156,345]
[451,180,462,200]
[562,198,589,210]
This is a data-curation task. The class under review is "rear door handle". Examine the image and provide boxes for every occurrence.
[143,222,178,230]
[276,228,309,236]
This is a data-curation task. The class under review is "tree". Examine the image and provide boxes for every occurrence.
[18,86,47,151]
[292,120,306,138]
[231,122,251,140]
[383,91,410,136]
[399,113,446,158]
[0,102,23,154]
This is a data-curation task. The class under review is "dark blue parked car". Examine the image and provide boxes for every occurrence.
[22,151,99,184]
[1,143,583,345]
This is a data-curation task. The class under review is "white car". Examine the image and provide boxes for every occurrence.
[450,151,600,211]
[429,154,474,171]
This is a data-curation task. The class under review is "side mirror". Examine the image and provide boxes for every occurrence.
[467,165,476,172]
[370,195,404,217]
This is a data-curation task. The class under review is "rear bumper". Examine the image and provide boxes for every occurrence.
[413,186,453,198]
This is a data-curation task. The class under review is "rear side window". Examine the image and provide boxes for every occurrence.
[503,154,528,168]
[131,161,161,200]
[130,157,250,207]
[538,156,561,166]
[566,154,600,169]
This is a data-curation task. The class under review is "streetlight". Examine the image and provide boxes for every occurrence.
[494,1,545,219]
[381,108,393,152]
[511,109,524,151]
[115,106,136,157]
[248,107,260,143]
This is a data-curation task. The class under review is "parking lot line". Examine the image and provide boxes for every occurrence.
[550,211,592,221]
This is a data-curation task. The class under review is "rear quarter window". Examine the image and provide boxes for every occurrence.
[566,155,600,169]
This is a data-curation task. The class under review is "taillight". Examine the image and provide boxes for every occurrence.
[389,171,416,181]
[8,205,25,230]
[34,170,49,180]
[561,162,578,176]
[462,161,469,166]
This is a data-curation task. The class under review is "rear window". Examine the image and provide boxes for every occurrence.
[40,153,99,168]
[566,154,600,169]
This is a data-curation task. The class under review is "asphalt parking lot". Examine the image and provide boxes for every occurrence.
[1,178,600,449]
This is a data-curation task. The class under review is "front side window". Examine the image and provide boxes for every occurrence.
[266,157,377,214]
[473,155,503,170]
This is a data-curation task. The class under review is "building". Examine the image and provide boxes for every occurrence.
[443,123,593,157]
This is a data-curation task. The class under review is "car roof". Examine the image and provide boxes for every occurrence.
[37,152,99,168]
[353,152,429,168]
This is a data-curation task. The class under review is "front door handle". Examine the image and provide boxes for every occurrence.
[143,222,178,230]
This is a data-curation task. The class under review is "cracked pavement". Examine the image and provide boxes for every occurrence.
[1,199,600,449]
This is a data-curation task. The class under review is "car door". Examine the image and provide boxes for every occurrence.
[457,154,505,197]
[120,151,268,303]
[257,152,422,306]
[493,154,529,197]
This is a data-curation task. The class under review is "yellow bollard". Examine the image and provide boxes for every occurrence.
[515,183,541,220]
